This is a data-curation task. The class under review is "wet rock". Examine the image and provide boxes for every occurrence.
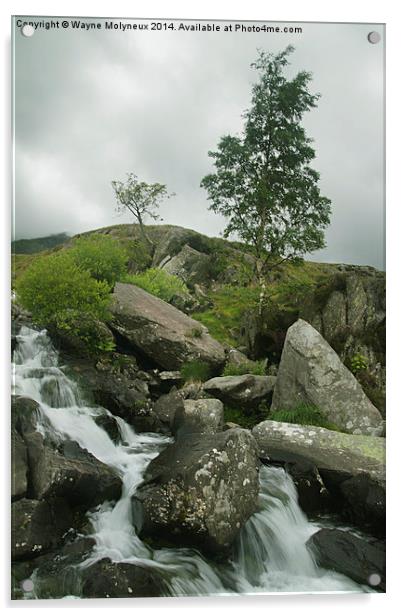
[27,437,122,509]
[81,558,167,598]
[11,497,73,560]
[282,459,330,514]
[271,319,383,435]
[253,420,385,531]
[203,375,276,409]
[32,536,96,599]
[307,528,385,591]
[133,428,260,554]
[339,474,385,536]
[11,428,28,500]
[11,396,41,437]
[93,411,121,443]
[110,283,226,371]
[173,398,224,436]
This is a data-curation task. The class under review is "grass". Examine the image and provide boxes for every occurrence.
[269,404,340,431]
[222,358,267,377]
[121,268,190,303]
[224,405,268,429]
[180,360,212,383]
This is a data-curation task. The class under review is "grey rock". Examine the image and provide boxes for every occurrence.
[111,282,225,371]
[11,428,28,500]
[133,428,260,554]
[160,243,212,287]
[307,529,385,591]
[252,420,385,532]
[81,558,167,598]
[173,398,224,436]
[203,375,276,409]
[27,436,122,509]
[11,396,40,437]
[153,390,185,430]
[11,497,73,561]
[271,319,383,435]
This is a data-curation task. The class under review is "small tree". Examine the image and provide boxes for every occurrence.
[201,46,331,310]
[111,173,174,248]
[70,234,128,287]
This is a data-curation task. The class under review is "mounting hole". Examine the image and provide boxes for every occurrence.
[21,579,34,592]
[21,24,35,37]
[368,573,381,586]
[367,31,381,44]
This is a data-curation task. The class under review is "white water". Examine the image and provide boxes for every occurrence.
[12,326,368,596]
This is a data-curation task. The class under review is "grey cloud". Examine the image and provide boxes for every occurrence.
[14,18,385,268]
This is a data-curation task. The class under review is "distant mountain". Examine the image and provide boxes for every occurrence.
[11,233,70,254]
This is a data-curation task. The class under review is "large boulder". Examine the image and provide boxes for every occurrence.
[133,428,260,554]
[27,436,122,509]
[111,283,226,371]
[81,559,167,598]
[271,319,383,435]
[203,375,276,409]
[252,420,385,533]
[173,398,224,436]
[11,497,74,561]
[307,528,385,591]
[11,428,28,500]
[159,243,212,287]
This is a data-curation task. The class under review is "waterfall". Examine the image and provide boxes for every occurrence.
[12,326,369,596]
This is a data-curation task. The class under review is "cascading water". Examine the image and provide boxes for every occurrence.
[12,326,370,597]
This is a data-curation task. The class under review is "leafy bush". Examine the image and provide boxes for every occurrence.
[269,404,340,431]
[15,252,112,352]
[350,353,369,374]
[70,234,128,287]
[123,268,189,303]
[180,360,211,383]
[222,358,267,377]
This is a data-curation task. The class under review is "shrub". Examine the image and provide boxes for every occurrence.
[350,353,369,374]
[69,234,128,287]
[180,360,211,383]
[15,252,112,352]
[222,358,267,377]
[269,404,340,431]
[123,268,189,303]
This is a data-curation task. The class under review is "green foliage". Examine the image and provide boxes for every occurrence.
[192,285,260,346]
[222,358,267,376]
[69,234,128,287]
[123,268,189,303]
[224,405,268,429]
[15,252,112,352]
[350,353,369,374]
[269,404,340,431]
[180,360,211,383]
[201,46,331,273]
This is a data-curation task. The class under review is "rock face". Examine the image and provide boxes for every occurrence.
[11,429,28,500]
[133,428,260,554]
[11,498,73,560]
[252,420,385,534]
[173,398,224,436]
[111,283,226,371]
[81,559,167,598]
[28,437,122,509]
[271,319,383,435]
[203,375,276,409]
[301,269,386,414]
[307,529,385,591]
[160,243,212,287]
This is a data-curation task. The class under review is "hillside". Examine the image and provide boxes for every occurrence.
[11,232,70,254]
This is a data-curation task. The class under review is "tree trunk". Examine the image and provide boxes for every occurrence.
[136,212,154,250]
[256,259,266,316]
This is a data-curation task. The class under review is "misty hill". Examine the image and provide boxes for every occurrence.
[11,232,70,254]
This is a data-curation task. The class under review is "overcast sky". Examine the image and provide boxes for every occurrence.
[13,18,385,269]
